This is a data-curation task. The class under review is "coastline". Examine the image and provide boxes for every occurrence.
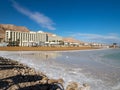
[0,48,120,90]
[0,57,65,90]
[0,57,90,90]
[0,46,98,51]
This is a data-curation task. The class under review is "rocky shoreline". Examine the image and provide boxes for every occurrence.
[0,57,90,90]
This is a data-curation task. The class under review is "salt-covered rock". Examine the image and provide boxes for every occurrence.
[79,83,90,90]
[8,85,19,90]
[40,77,48,84]
[66,82,79,90]
[48,78,64,85]
[82,83,90,90]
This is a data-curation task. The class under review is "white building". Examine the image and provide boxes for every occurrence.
[62,37,83,46]
[46,33,62,42]
[45,33,63,46]
[5,30,47,46]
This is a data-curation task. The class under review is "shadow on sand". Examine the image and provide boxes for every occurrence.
[0,74,63,90]
[0,57,64,90]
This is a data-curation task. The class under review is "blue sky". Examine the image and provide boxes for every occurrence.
[0,0,120,44]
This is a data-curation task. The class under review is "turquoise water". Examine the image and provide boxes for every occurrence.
[0,49,120,90]
[104,52,120,60]
[103,51,120,68]
[100,49,120,68]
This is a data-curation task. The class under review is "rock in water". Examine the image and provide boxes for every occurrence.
[66,82,90,90]
[66,82,79,90]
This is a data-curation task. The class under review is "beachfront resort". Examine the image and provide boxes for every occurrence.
[0,24,112,48]
[0,0,120,90]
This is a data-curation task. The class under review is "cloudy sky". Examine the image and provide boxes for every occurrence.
[0,0,120,44]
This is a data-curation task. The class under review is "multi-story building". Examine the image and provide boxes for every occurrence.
[63,37,84,46]
[46,33,62,42]
[5,30,47,46]
[45,33,63,45]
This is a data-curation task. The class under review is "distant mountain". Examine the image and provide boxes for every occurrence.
[63,37,83,43]
[0,24,29,32]
[0,24,30,41]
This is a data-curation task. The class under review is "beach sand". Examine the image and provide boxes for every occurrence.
[0,46,96,51]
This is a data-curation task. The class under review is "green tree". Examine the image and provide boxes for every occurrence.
[16,39,20,46]
[59,40,64,45]
[12,41,16,46]
[52,40,55,42]
[8,38,12,46]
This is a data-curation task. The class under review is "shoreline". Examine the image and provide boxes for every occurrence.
[0,46,98,51]
[0,57,64,90]
[0,48,111,54]
[0,56,90,90]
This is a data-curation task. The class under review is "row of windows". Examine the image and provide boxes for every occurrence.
[6,31,47,42]
[6,31,62,44]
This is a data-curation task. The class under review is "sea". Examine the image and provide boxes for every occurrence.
[0,48,120,90]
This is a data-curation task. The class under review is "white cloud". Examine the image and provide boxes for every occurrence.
[11,0,56,30]
[70,32,120,44]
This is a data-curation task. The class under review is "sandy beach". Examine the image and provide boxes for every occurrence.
[0,46,97,51]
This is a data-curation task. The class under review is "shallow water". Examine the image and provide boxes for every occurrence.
[0,49,120,90]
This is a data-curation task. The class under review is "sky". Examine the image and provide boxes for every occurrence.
[0,0,120,44]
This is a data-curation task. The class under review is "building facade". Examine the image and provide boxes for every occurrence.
[0,34,4,43]
[5,30,47,46]
[45,33,63,45]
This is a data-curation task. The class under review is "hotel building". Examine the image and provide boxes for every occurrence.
[5,30,47,46]
[47,34,62,42]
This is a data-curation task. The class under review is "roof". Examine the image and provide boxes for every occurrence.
[45,32,56,37]
[63,37,83,43]
[37,31,44,33]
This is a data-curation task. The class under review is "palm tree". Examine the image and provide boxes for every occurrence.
[16,39,20,46]
[59,40,64,45]
[8,38,12,46]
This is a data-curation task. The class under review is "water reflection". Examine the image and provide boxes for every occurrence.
[21,51,61,60]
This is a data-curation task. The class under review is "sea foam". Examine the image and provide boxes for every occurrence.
[0,50,120,90]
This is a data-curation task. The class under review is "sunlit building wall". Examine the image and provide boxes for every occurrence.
[5,30,47,46]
